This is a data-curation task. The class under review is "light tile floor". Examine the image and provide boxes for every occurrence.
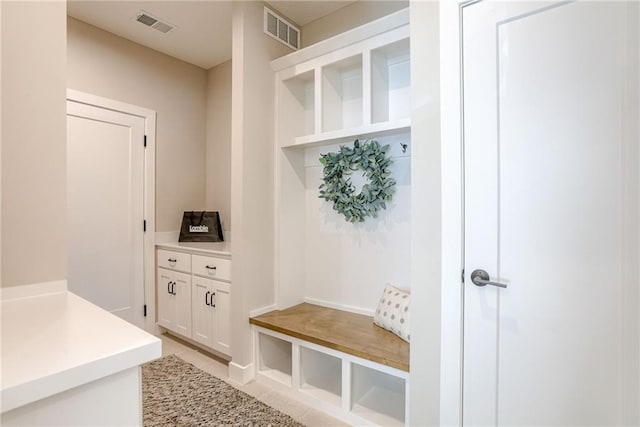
[159,333,349,427]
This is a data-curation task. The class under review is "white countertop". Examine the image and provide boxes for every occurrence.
[0,282,161,413]
[156,241,231,257]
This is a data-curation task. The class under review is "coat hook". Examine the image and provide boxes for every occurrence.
[400,143,408,153]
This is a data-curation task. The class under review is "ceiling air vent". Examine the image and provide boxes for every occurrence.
[135,11,175,34]
[264,7,299,51]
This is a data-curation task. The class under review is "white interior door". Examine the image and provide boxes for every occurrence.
[463,1,639,425]
[67,100,146,328]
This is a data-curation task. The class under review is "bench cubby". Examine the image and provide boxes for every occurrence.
[300,346,343,407]
[257,332,293,386]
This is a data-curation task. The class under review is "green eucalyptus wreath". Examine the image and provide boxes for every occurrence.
[318,139,396,223]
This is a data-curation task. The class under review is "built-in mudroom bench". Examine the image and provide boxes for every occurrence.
[250,304,409,426]
[262,6,412,426]
[155,241,231,358]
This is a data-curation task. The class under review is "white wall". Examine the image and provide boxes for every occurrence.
[409,1,444,425]
[206,60,232,233]
[67,18,208,232]
[230,0,291,370]
[1,1,67,287]
[302,137,412,314]
[301,0,408,47]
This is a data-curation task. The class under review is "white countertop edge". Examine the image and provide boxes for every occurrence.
[1,337,161,413]
[0,280,67,301]
[156,241,231,258]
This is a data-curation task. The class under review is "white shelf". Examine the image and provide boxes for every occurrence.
[284,117,410,149]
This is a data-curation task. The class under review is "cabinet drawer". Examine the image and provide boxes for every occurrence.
[157,249,191,273]
[192,255,231,281]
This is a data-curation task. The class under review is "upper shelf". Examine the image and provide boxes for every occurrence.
[274,10,410,150]
[282,118,410,149]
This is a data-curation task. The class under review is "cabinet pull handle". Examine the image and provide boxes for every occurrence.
[167,281,172,294]
[171,282,176,295]
[211,292,216,308]
[205,291,211,306]
[168,258,177,263]
[205,265,217,270]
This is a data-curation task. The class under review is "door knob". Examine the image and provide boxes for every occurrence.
[471,269,507,288]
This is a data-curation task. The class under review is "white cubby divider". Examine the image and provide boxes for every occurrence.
[253,326,409,426]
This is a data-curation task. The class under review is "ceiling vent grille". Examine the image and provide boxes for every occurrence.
[264,7,299,51]
[135,11,175,34]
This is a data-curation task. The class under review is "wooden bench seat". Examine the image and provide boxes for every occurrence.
[249,303,409,372]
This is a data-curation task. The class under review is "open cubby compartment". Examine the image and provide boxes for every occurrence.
[299,345,342,407]
[371,38,411,124]
[257,332,293,386]
[322,55,363,133]
[351,363,407,426]
[279,69,316,141]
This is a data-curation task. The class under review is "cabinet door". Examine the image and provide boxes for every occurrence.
[157,268,175,330]
[192,276,213,347]
[173,271,192,337]
[211,281,231,354]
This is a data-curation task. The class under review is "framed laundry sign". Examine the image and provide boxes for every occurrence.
[179,211,224,242]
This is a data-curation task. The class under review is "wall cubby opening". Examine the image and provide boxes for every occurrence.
[351,363,406,426]
[299,346,342,407]
[371,38,411,124]
[322,55,363,132]
[258,332,293,386]
[280,70,316,140]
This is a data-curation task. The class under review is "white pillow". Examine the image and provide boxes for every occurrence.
[373,283,410,342]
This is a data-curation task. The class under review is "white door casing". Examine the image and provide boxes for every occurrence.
[463,1,639,425]
[66,90,156,332]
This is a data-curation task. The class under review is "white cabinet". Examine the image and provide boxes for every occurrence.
[157,269,192,337]
[192,276,231,354]
[156,245,231,356]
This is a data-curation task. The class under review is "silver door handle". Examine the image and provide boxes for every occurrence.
[471,269,507,288]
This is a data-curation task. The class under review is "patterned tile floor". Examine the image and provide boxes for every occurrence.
[159,334,349,427]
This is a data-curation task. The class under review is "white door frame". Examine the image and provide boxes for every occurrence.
[66,89,157,333]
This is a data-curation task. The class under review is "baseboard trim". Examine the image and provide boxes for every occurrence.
[0,280,68,301]
[228,362,254,385]
[249,304,277,318]
[304,297,375,316]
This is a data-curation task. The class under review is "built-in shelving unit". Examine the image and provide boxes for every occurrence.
[265,9,412,426]
[274,8,412,314]
[254,326,409,426]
